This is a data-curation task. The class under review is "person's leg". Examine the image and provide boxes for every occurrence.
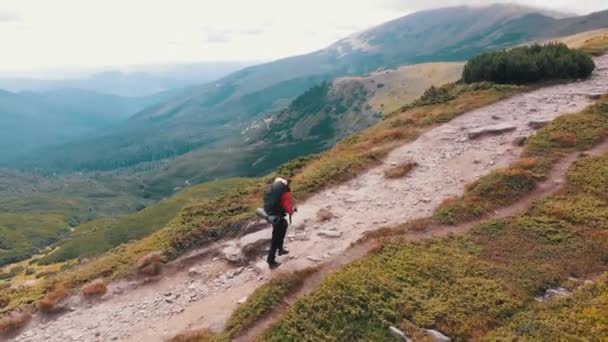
[267,221,280,264]
[277,218,288,254]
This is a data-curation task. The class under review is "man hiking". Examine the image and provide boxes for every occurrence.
[262,177,295,269]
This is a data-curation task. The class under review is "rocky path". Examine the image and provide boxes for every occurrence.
[11,55,608,342]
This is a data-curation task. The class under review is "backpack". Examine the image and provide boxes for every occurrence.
[263,180,289,216]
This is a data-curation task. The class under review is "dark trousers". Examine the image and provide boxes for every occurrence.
[267,217,288,263]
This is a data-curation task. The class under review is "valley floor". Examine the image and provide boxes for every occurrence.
[10,54,608,342]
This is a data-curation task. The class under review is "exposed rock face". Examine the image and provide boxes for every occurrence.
[467,123,516,139]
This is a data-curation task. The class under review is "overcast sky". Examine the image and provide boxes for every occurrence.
[0,0,606,74]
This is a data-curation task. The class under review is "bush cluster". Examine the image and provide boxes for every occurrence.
[462,43,595,84]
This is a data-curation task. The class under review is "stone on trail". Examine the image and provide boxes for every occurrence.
[528,118,552,129]
[317,230,343,238]
[240,228,272,254]
[306,256,322,262]
[237,296,248,305]
[425,329,452,342]
[467,123,516,139]
[188,267,201,277]
[221,242,243,263]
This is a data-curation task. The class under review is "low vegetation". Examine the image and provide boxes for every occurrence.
[0,309,31,336]
[463,43,595,84]
[489,274,608,339]
[435,96,608,225]
[261,152,608,340]
[384,161,417,179]
[136,251,164,277]
[37,286,68,313]
[170,329,217,342]
[80,279,107,298]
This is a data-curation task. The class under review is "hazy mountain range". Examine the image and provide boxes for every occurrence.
[0,61,252,97]
[15,4,608,180]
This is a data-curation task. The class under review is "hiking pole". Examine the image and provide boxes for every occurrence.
[289,213,292,225]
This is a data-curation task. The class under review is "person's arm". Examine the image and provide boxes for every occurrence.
[281,191,295,215]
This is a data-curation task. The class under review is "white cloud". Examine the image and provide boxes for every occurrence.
[0,0,605,73]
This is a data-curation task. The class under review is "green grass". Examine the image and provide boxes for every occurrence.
[36,178,248,265]
[261,153,608,341]
[435,96,608,225]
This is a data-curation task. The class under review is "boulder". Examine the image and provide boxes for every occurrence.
[468,123,516,139]
[221,242,243,263]
[239,228,272,253]
[306,256,322,262]
[317,230,343,238]
[528,118,552,129]
[425,329,451,342]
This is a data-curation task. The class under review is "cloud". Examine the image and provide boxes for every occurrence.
[0,11,19,23]
[377,0,607,15]
[0,0,606,72]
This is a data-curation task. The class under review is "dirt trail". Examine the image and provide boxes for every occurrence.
[11,55,608,342]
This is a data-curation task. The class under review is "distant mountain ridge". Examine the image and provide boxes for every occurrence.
[0,61,251,97]
[0,88,175,161]
[16,4,608,176]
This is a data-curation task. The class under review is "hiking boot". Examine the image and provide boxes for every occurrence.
[278,249,290,256]
[268,261,281,270]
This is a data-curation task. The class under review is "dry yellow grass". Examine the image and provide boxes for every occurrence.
[530,29,608,56]
[80,279,107,298]
[169,328,215,342]
[38,286,68,313]
[136,251,163,277]
[0,309,31,335]
[337,62,465,114]
[384,161,418,179]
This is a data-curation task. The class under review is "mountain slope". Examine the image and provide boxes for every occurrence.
[0,89,174,162]
[24,5,608,172]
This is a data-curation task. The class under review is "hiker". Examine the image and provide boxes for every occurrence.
[263,177,296,269]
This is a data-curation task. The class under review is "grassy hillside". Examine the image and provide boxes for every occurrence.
[261,97,608,341]
[0,178,247,285]
[0,80,520,315]
[339,62,464,114]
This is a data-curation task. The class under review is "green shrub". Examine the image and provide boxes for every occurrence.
[463,43,595,84]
